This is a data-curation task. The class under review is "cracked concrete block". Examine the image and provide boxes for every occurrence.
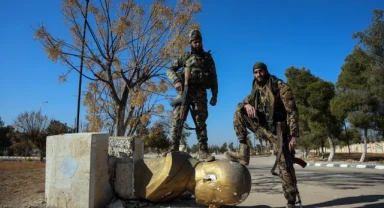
[108,136,144,162]
[108,136,144,201]
[108,137,134,158]
[45,133,114,208]
[114,162,136,199]
[107,199,124,208]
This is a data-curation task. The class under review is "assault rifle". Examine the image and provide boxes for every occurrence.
[271,122,306,208]
[170,67,193,140]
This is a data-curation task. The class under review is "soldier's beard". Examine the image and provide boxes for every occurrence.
[256,73,270,86]
[191,45,204,55]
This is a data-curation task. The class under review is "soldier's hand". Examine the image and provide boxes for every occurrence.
[210,96,217,106]
[289,137,297,152]
[175,82,182,91]
[244,104,256,119]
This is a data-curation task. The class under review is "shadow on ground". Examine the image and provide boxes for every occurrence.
[160,194,384,208]
[249,166,384,192]
[303,194,384,208]
[121,194,384,208]
[298,171,384,190]
[123,198,275,208]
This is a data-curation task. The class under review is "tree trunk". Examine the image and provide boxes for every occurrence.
[25,139,29,159]
[327,136,335,162]
[321,146,325,159]
[321,139,326,159]
[40,151,44,162]
[304,147,309,158]
[301,147,306,158]
[344,122,351,155]
[266,139,271,154]
[359,128,368,162]
[38,140,44,162]
[116,105,126,136]
[258,138,263,154]
[347,140,351,155]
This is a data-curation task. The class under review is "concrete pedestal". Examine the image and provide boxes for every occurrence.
[45,133,113,208]
[108,136,144,199]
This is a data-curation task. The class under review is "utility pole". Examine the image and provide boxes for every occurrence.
[76,0,90,133]
[39,101,48,112]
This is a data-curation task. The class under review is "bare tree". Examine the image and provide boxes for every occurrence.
[13,111,49,162]
[35,0,202,136]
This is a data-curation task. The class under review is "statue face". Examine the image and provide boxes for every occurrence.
[133,152,251,207]
[193,160,252,207]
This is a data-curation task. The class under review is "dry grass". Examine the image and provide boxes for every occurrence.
[0,161,46,208]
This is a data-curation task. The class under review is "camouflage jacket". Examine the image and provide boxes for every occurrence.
[167,51,218,98]
[236,75,299,138]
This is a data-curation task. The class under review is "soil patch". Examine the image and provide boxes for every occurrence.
[0,161,46,208]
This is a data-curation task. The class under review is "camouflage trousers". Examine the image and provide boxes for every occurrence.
[233,110,296,203]
[171,87,209,144]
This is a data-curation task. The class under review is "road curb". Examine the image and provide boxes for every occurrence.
[0,156,45,161]
[305,162,384,170]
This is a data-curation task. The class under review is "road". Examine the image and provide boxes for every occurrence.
[154,154,384,208]
[234,155,384,208]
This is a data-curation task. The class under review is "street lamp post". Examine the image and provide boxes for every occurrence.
[75,0,90,133]
[39,101,48,112]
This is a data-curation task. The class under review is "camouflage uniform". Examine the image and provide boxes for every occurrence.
[166,30,218,161]
[230,62,299,207]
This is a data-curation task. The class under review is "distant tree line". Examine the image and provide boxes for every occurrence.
[285,9,384,162]
[0,115,73,161]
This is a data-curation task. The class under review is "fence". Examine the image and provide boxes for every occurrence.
[322,142,384,154]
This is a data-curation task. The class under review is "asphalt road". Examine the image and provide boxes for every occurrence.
[235,155,384,208]
[154,155,384,208]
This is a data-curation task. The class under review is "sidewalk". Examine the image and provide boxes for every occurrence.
[247,153,384,170]
[305,161,384,170]
[0,156,45,161]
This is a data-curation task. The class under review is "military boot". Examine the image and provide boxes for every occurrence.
[224,143,250,166]
[286,203,296,208]
[198,142,215,162]
[162,140,180,157]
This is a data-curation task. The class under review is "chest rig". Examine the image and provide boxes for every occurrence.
[177,52,213,89]
[250,75,287,133]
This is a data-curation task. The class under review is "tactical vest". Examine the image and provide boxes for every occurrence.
[177,51,214,89]
[249,75,287,133]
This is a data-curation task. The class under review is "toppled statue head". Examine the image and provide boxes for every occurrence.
[134,151,252,207]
